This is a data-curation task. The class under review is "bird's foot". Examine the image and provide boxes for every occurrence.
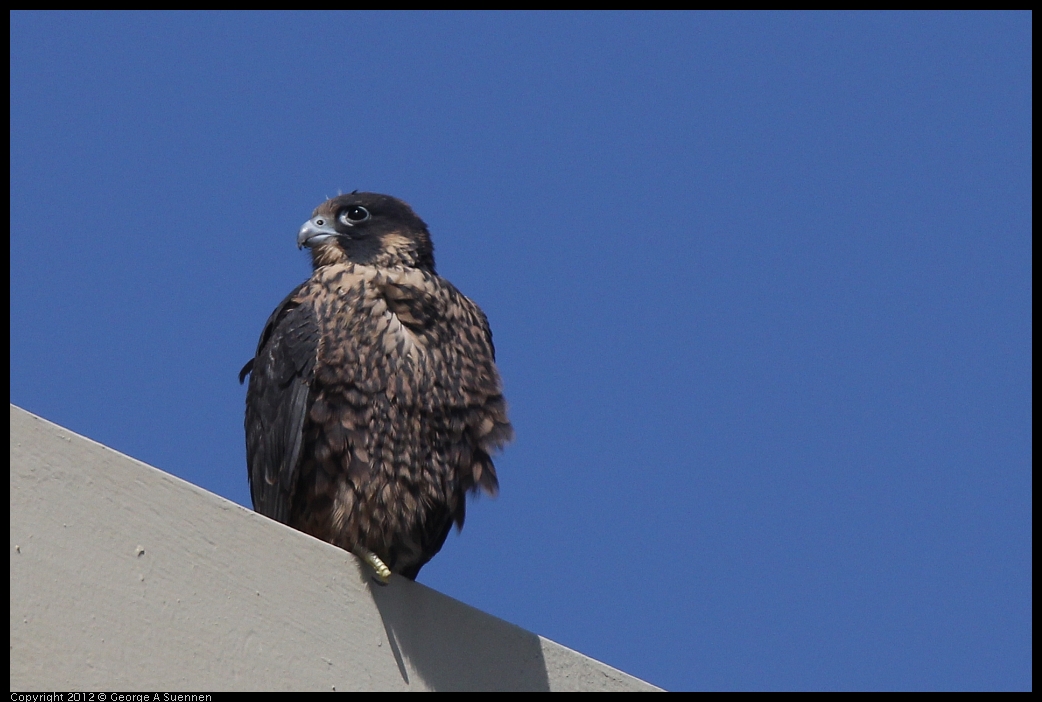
[355,547,391,585]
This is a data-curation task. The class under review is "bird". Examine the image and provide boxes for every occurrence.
[239,192,513,582]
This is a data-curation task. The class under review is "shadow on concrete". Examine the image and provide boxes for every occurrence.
[368,574,551,691]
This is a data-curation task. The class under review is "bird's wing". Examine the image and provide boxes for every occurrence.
[438,283,513,498]
[241,283,319,523]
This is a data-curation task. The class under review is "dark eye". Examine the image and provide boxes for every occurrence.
[340,206,370,224]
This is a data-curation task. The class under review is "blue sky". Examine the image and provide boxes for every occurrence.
[10,12,1031,691]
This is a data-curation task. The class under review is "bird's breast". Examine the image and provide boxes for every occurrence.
[309,264,449,398]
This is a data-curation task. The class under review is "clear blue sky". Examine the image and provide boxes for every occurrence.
[10,12,1031,691]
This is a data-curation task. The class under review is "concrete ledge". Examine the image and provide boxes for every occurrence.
[10,405,659,691]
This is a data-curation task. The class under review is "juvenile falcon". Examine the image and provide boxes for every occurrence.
[239,192,512,582]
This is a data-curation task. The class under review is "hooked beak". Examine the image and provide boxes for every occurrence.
[297,216,341,249]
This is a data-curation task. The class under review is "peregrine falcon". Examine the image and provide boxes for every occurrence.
[239,192,513,582]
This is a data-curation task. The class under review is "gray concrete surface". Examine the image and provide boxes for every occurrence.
[10,405,660,691]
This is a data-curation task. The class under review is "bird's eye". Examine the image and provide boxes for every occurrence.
[340,206,370,224]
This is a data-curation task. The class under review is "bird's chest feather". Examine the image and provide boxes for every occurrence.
[295,267,469,547]
[307,264,450,399]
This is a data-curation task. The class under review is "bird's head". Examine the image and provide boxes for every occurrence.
[297,192,435,271]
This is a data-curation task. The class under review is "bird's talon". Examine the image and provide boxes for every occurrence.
[356,547,391,584]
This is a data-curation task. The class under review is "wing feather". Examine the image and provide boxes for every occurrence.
[241,283,319,523]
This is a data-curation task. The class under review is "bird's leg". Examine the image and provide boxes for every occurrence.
[354,546,391,584]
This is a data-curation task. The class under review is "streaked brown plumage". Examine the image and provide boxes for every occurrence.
[239,192,512,580]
